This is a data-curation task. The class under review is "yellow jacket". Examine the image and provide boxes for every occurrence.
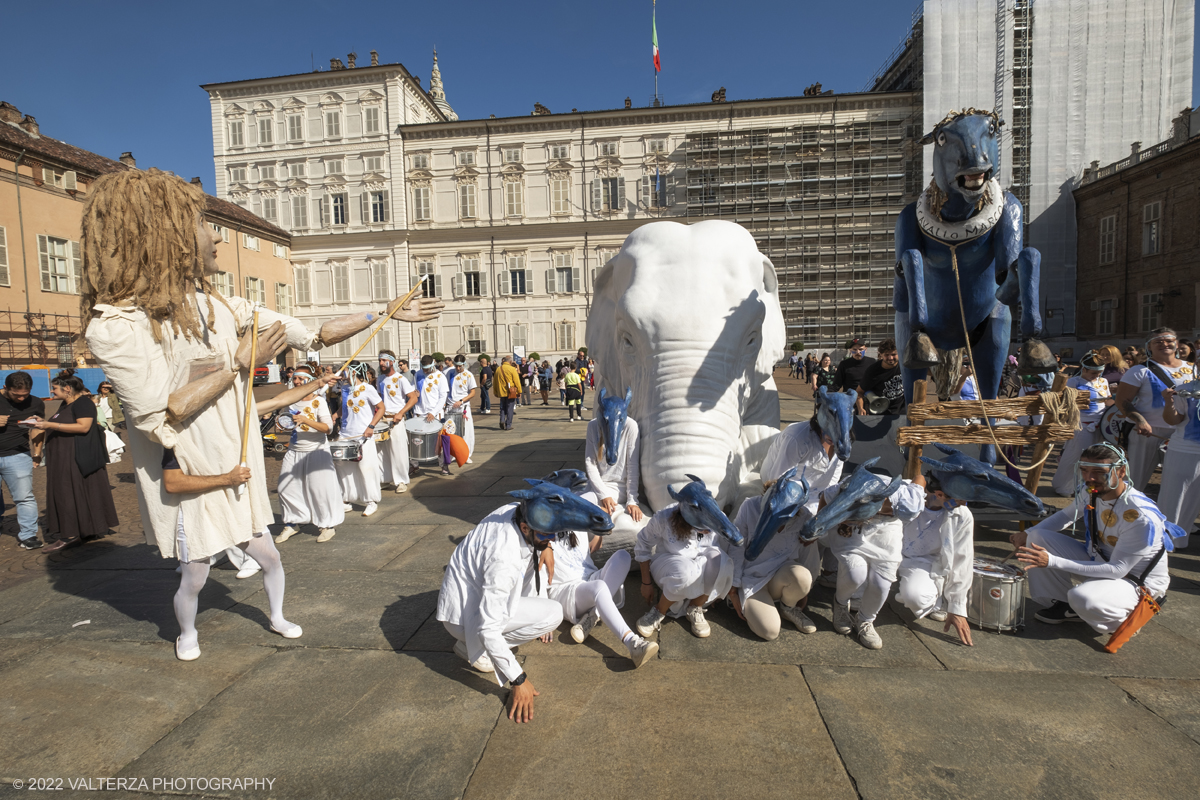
[493,362,522,399]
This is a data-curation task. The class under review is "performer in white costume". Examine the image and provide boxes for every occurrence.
[1159,385,1200,548]
[80,170,441,661]
[895,473,974,646]
[377,350,417,493]
[821,479,924,650]
[448,355,477,460]
[335,365,384,516]
[267,366,345,543]
[414,355,451,474]
[1052,351,1114,496]
[584,388,649,562]
[1115,329,1196,490]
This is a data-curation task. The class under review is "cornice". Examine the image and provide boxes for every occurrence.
[206,70,407,100]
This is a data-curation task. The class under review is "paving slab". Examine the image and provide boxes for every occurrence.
[267,523,437,573]
[0,569,262,644]
[804,666,1200,800]
[373,495,503,527]
[380,525,467,577]
[0,637,60,670]
[1155,578,1200,646]
[0,640,270,779]
[0,568,121,626]
[465,656,856,800]
[54,540,175,571]
[121,649,504,800]
[1111,677,1200,746]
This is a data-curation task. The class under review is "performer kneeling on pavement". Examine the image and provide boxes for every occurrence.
[584,387,648,560]
[437,481,614,723]
[82,169,441,662]
[334,364,384,517]
[377,350,418,493]
[635,476,740,639]
[414,355,451,474]
[895,473,974,646]
[1015,442,1178,631]
[264,365,344,544]
[448,355,477,462]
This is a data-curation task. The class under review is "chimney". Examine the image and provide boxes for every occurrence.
[370,50,379,66]
[347,52,357,68]
[18,115,38,136]
[330,57,345,71]
[1130,141,1142,165]
[0,101,20,124]
[190,177,203,189]
[120,152,136,168]
[625,97,631,109]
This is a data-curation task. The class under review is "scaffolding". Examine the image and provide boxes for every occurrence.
[0,309,89,369]
[681,107,921,349]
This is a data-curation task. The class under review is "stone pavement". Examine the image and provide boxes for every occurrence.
[2,386,1200,799]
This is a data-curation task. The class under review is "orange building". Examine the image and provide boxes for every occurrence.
[0,101,295,369]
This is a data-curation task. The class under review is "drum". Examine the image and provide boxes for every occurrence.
[373,419,392,442]
[329,439,363,462]
[1099,405,1130,446]
[406,418,443,463]
[968,556,1026,632]
[447,406,465,435]
[275,413,297,432]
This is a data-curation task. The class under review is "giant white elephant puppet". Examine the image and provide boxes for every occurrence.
[587,220,786,512]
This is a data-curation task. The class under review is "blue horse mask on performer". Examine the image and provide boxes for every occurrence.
[746,466,810,561]
[799,458,903,542]
[540,469,589,494]
[597,386,633,465]
[923,111,1001,206]
[920,444,1044,516]
[668,474,743,546]
[815,386,855,462]
[508,479,613,535]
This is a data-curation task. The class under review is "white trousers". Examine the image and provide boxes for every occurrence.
[834,553,898,625]
[1052,426,1102,496]
[1158,446,1200,548]
[650,548,730,612]
[549,550,633,641]
[460,405,474,456]
[1127,426,1171,491]
[442,597,563,652]
[279,446,346,529]
[377,429,410,487]
[1025,528,1141,634]
[896,557,943,619]
[334,437,381,505]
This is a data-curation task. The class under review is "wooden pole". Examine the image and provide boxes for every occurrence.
[334,275,427,376]
[1022,372,1069,496]
[239,309,261,466]
[903,378,928,479]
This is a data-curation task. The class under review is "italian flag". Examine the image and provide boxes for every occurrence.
[652,4,661,73]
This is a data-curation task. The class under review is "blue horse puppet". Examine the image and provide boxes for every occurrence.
[669,474,744,546]
[919,444,1045,516]
[799,458,903,543]
[508,480,614,534]
[596,387,633,465]
[746,466,810,561]
[540,469,589,494]
[895,108,1057,462]
[814,386,856,462]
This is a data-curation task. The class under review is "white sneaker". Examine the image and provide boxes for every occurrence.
[343,503,353,512]
[833,602,854,635]
[686,605,711,638]
[275,525,298,544]
[928,610,948,622]
[857,618,883,650]
[317,528,336,543]
[235,564,261,579]
[626,634,659,668]
[394,483,408,494]
[453,639,494,673]
[362,502,378,517]
[780,604,817,634]
[636,607,665,638]
[571,608,600,643]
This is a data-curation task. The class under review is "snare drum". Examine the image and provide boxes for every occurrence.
[373,419,392,443]
[446,406,465,434]
[968,556,1026,632]
[275,413,297,432]
[406,418,443,463]
[329,439,364,462]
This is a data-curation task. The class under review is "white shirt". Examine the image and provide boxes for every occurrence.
[726,495,808,607]
[584,417,642,503]
[415,369,449,417]
[339,382,381,438]
[1167,395,1200,455]
[634,504,720,563]
[901,504,975,617]
[449,370,477,404]
[378,372,416,415]
[288,395,333,453]
[1121,361,1196,421]
[436,503,538,684]
[1068,374,1112,423]
[819,480,924,563]
[761,421,844,516]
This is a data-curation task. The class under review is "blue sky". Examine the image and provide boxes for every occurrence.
[3,1,1196,191]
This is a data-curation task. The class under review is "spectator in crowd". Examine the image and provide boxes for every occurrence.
[832,339,875,414]
[564,368,585,421]
[1097,345,1129,392]
[1177,339,1195,364]
[787,353,800,379]
[96,381,124,430]
[1125,345,1147,366]
[0,372,45,550]
[90,387,110,431]
[539,361,553,406]
[493,356,522,431]
[810,353,836,393]
[805,353,817,382]
[477,355,494,415]
[953,360,979,403]
[29,369,118,553]
[519,358,534,406]
[858,339,905,415]
[574,349,589,372]
[556,359,568,405]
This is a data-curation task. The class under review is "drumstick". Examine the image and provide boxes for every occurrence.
[237,307,260,496]
[335,275,428,376]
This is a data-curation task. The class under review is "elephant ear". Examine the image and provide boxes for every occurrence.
[508,489,537,500]
[818,385,829,402]
[523,478,547,487]
[624,386,633,405]
[684,473,705,487]
[933,444,960,457]
[667,484,682,502]
[778,465,799,483]
[598,387,608,404]
[920,456,964,473]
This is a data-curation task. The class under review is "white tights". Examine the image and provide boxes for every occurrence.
[175,531,293,650]
[573,550,634,642]
[835,554,897,625]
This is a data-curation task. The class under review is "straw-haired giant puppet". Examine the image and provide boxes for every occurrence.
[895,108,1056,463]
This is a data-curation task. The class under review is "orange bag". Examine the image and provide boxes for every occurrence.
[1103,587,1162,654]
[440,432,469,467]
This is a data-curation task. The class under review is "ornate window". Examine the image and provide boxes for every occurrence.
[412,186,431,221]
[1099,215,1116,265]
[294,264,311,305]
[1142,202,1160,255]
[504,180,524,218]
[550,175,571,215]
[244,276,266,304]
[364,106,381,134]
[287,114,304,142]
[459,182,477,220]
[228,120,244,147]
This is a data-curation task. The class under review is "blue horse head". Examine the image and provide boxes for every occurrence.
[668,474,743,546]
[921,109,1001,211]
[798,458,902,542]
[539,469,589,494]
[745,466,810,561]
[597,386,633,465]
[920,444,1044,517]
[508,479,614,534]
[815,386,855,462]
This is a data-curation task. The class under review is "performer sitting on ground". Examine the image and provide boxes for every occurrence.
[377,350,418,493]
[448,355,478,462]
[335,364,384,517]
[1159,384,1200,548]
[81,170,441,662]
[414,355,451,474]
[635,477,739,640]
[1015,442,1178,631]
[436,481,613,723]
[895,473,974,646]
[262,366,344,544]
[1051,351,1114,497]
[583,387,648,559]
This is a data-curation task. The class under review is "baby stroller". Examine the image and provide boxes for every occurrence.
[261,410,289,454]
